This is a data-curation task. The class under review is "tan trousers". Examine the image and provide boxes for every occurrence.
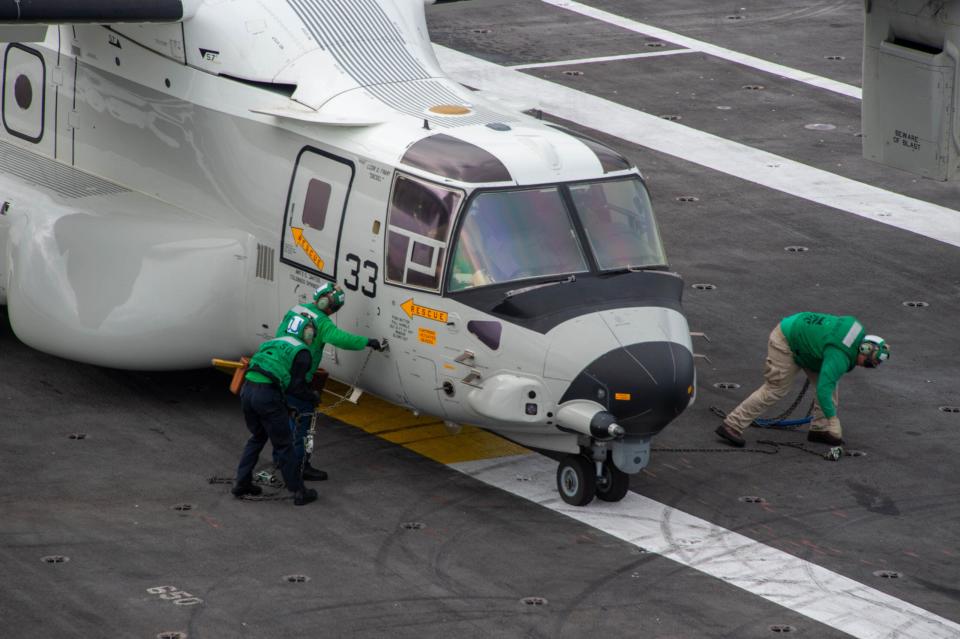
[724,325,841,436]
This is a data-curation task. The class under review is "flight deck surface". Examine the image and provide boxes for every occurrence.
[2,2,959,637]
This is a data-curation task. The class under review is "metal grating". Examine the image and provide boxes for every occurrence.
[256,244,275,281]
[0,139,129,199]
[287,0,513,128]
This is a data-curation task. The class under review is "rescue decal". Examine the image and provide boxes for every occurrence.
[291,227,324,271]
[418,327,437,345]
[400,298,449,323]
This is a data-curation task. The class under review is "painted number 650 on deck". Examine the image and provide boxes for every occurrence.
[146,585,204,606]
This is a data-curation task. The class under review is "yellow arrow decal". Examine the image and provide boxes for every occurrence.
[400,298,449,323]
[291,227,324,271]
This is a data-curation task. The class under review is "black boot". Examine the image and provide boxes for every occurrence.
[294,488,318,506]
[302,464,328,481]
[302,454,328,481]
[715,423,745,448]
[231,482,263,498]
[807,430,844,446]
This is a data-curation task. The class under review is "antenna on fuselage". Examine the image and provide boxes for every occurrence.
[423,119,431,130]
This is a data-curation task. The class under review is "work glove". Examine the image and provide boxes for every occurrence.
[367,338,384,351]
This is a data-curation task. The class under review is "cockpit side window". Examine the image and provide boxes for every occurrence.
[448,187,589,292]
[385,174,463,290]
[569,179,667,270]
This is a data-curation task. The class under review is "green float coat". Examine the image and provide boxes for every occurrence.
[779,312,865,418]
[276,303,369,381]
[245,336,311,391]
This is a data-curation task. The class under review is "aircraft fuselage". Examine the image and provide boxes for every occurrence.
[0,1,694,504]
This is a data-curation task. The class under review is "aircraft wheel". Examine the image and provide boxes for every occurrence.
[556,454,595,506]
[595,458,630,502]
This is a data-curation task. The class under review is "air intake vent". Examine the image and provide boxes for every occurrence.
[288,0,510,128]
[0,139,129,198]
[256,244,275,281]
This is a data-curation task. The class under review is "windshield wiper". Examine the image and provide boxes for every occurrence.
[504,274,576,299]
[602,264,669,275]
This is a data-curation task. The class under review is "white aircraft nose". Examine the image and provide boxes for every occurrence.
[559,340,695,438]
[544,307,694,438]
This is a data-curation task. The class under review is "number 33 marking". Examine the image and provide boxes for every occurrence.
[344,253,378,298]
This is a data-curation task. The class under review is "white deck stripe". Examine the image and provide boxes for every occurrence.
[509,48,694,70]
[435,45,960,248]
[539,0,863,99]
[451,454,960,639]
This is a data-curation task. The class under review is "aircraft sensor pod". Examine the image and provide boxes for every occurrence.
[465,373,548,424]
[555,401,626,440]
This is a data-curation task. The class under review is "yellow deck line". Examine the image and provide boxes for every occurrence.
[322,381,528,464]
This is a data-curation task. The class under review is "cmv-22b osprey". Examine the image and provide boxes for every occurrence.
[0,0,696,505]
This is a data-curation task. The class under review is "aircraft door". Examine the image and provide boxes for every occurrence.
[281,148,355,279]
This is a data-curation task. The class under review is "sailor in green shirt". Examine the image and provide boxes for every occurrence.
[233,323,320,506]
[716,312,890,448]
[274,282,384,481]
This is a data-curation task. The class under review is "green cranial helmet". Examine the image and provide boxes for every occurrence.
[859,334,890,368]
[283,313,317,346]
[313,282,345,313]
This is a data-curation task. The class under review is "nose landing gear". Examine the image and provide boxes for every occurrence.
[557,454,595,506]
[556,447,631,506]
[595,457,630,502]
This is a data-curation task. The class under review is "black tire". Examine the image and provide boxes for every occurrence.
[556,454,596,506]
[595,458,630,502]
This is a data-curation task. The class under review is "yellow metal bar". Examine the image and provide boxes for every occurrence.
[212,357,249,394]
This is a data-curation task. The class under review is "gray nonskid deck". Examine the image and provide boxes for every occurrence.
[2,1,959,637]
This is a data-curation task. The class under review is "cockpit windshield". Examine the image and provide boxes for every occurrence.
[448,187,588,291]
[447,178,666,292]
[568,179,667,271]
